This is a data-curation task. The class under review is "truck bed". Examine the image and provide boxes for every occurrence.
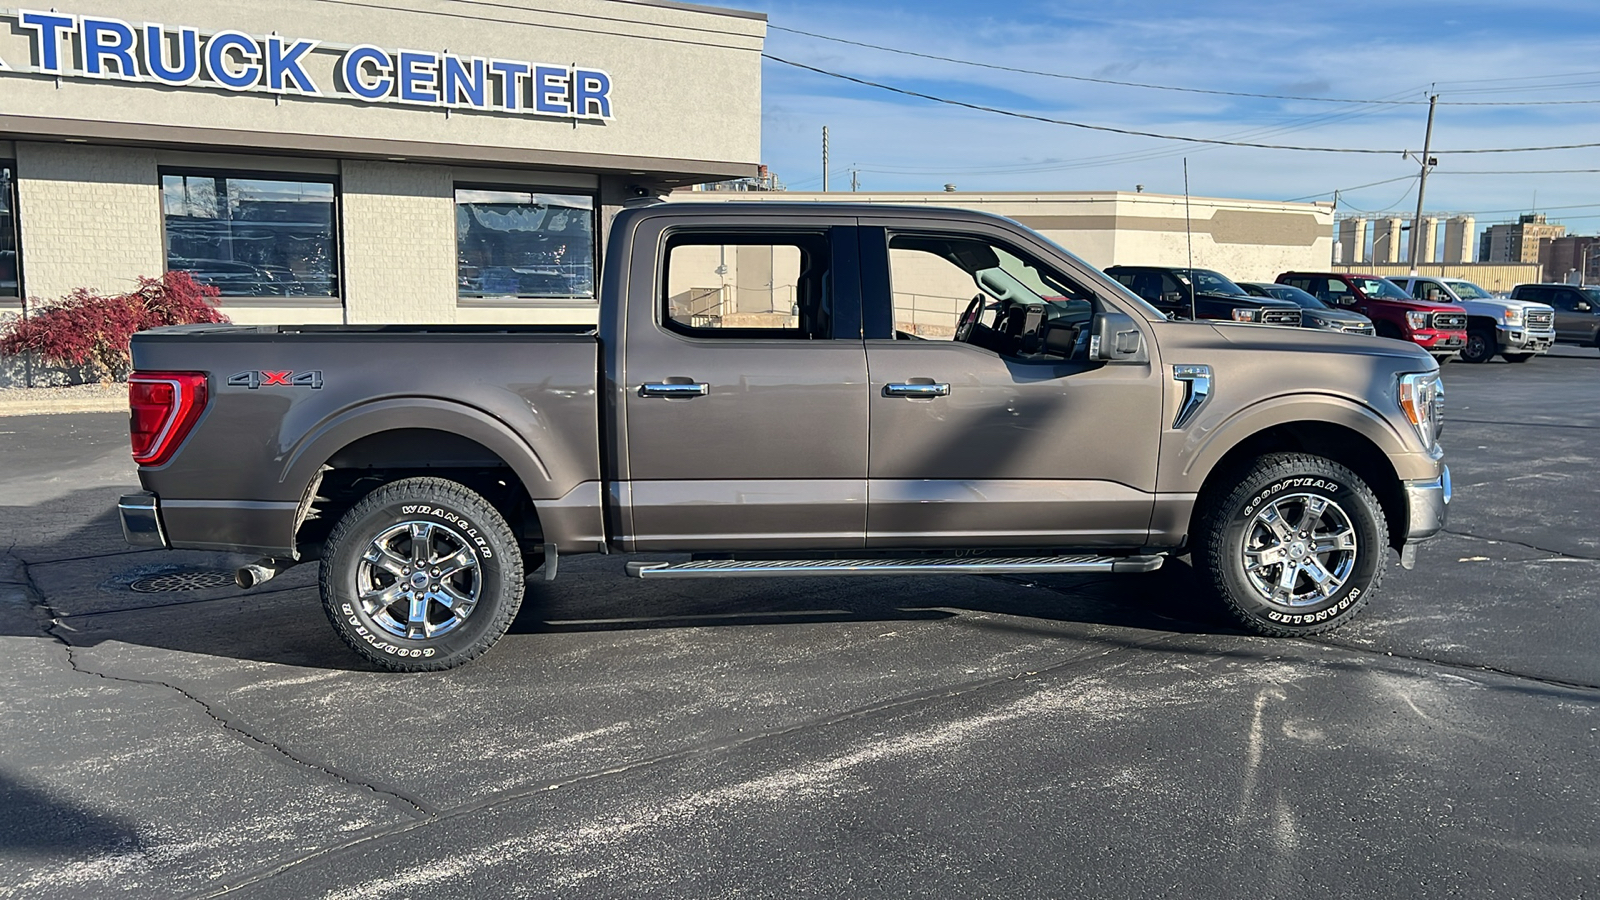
[130,324,604,555]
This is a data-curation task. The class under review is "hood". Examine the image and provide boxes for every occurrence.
[1208,319,1431,362]
[1300,307,1371,325]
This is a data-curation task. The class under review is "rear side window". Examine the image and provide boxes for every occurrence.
[662,232,833,339]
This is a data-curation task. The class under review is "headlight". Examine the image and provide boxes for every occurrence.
[1405,311,1429,331]
[1231,308,1260,322]
[1398,371,1444,450]
[1503,308,1523,325]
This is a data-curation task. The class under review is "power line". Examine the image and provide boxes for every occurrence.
[1286,175,1418,203]
[771,25,1600,107]
[1340,179,1420,216]
[765,54,1600,155]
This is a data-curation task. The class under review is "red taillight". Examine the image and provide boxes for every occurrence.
[129,372,208,467]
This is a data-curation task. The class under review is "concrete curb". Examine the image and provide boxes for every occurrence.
[0,394,127,417]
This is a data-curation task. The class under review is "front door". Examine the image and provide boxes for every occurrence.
[620,223,869,552]
[1547,287,1597,341]
[858,223,1162,549]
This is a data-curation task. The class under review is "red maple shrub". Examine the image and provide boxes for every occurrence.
[0,272,228,381]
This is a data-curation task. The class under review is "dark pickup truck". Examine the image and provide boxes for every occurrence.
[121,202,1450,671]
[1103,266,1303,327]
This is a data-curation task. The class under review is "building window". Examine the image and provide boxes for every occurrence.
[1,162,18,299]
[455,188,595,301]
[161,171,339,298]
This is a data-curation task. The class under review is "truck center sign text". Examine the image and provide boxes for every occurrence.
[0,10,615,119]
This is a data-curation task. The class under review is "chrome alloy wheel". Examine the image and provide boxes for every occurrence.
[356,521,482,640]
[1242,493,1358,607]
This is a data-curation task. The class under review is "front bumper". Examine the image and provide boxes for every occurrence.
[1403,465,1451,542]
[1497,326,1556,353]
[119,491,168,549]
[1411,329,1466,353]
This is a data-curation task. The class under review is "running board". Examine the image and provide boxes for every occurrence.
[626,554,1164,579]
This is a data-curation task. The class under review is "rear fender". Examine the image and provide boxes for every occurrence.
[281,398,555,501]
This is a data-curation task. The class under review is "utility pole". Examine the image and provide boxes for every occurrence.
[850,167,859,192]
[1408,94,1438,275]
[1331,189,1341,265]
[822,126,830,193]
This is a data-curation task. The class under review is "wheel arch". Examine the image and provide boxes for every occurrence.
[281,399,557,555]
[1187,416,1409,552]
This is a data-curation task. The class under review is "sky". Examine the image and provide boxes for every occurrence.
[720,0,1600,232]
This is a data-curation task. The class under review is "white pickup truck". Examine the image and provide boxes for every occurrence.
[1393,276,1556,364]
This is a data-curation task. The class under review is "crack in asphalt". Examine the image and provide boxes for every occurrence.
[181,626,1181,899]
[1310,637,1600,695]
[8,554,438,823]
[1443,528,1600,562]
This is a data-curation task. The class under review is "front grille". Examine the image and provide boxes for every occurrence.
[1432,312,1467,331]
[1525,309,1554,330]
[1260,308,1301,327]
[1341,323,1376,335]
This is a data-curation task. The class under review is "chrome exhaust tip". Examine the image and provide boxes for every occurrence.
[236,558,292,589]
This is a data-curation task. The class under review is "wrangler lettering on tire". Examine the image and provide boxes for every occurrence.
[1193,453,1386,637]
[320,477,523,672]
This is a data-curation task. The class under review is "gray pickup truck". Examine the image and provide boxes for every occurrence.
[120,202,1450,671]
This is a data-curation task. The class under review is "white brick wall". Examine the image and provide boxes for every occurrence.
[14,143,164,302]
[340,161,456,324]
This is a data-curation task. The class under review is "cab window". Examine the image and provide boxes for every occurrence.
[662,231,834,339]
[884,232,1095,361]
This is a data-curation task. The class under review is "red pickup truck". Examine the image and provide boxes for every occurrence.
[1277,272,1467,362]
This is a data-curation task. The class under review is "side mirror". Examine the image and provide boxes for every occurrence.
[1090,311,1148,363]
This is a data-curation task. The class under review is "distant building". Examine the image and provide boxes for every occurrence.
[1370,218,1404,264]
[1442,216,1476,264]
[670,189,1334,283]
[1336,218,1368,264]
[1408,216,1440,265]
[1541,235,1600,284]
[1481,213,1566,264]
[695,165,786,193]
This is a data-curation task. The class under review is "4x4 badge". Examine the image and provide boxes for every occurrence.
[228,370,323,390]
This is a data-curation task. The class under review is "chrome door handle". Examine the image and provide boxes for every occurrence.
[884,382,951,398]
[640,382,709,398]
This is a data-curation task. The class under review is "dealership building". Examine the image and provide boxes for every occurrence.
[0,0,765,327]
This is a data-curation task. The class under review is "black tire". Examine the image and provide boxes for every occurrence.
[1503,353,1535,363]
[1375,322,1406,341]
[1193,453,1387,637]
[320,477,524,672]
[1461,326,1496,364]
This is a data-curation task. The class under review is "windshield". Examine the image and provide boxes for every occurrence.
[1584,287,1600,304]
[1446,280,1494,300]
[1177,268,1248,296]
[1352,277,1412,301]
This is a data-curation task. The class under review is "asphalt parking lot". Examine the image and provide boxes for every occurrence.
[2,348,1598,900]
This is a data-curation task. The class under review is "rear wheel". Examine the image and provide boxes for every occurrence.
[1461,326,1496,364]
[320,477,524,671]
[1193,454,1387,637]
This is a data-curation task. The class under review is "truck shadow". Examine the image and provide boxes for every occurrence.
[8,461,1239,673]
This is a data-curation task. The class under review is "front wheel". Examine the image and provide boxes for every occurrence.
[1193,454,1388,637]
[320,477,524,671]
[1461,326,1497,364]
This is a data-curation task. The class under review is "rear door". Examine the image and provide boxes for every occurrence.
[857,220,1162,549]
[618,218,869,551]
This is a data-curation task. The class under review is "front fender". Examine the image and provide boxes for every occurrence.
[1160,392,1433,494]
